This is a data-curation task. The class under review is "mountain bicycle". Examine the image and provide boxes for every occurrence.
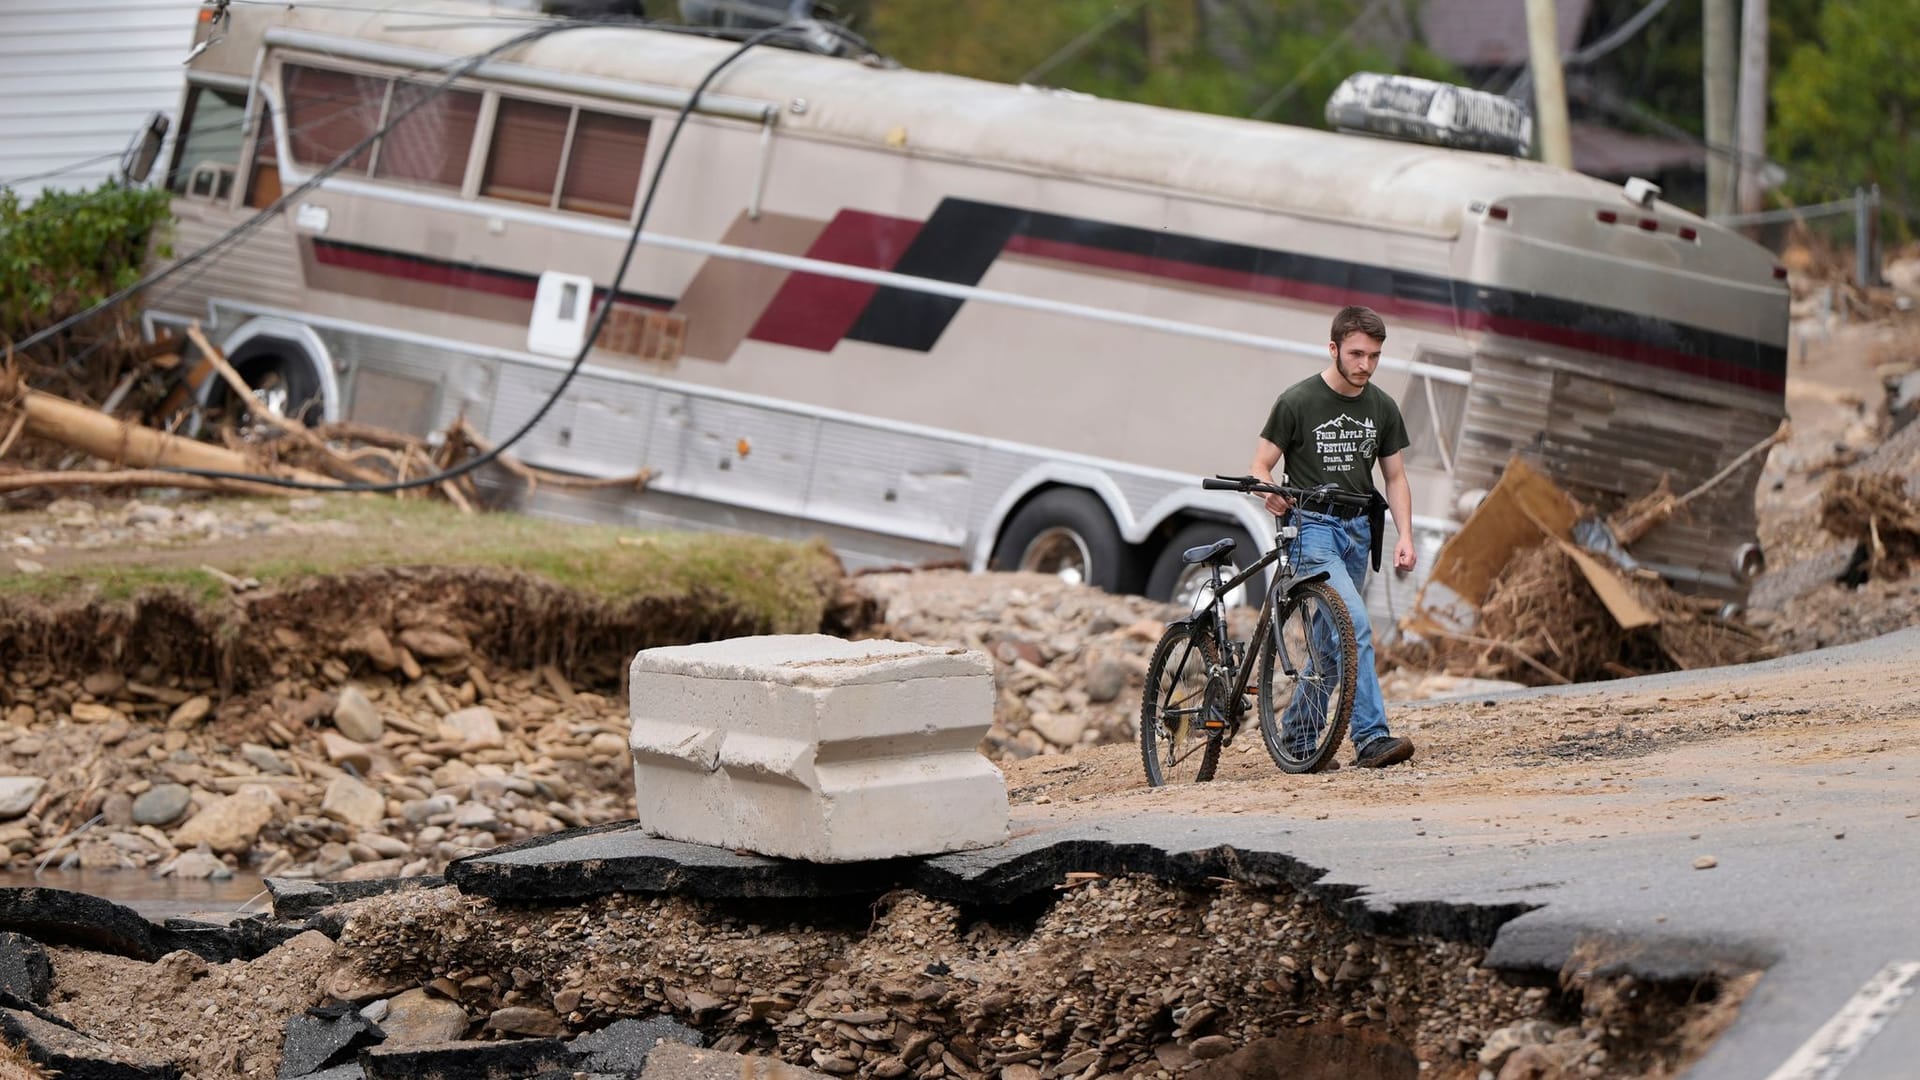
[1139,475,1369,784]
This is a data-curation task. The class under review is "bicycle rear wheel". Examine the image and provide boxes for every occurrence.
[1140,623,1224,785]
[1257,580,1357,774]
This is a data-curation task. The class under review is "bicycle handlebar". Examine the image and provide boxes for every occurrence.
[1202,474,1374,509]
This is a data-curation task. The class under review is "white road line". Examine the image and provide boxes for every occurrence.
[1765,961,1920,1080]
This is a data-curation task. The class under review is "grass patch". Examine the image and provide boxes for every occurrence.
[0,496,843,632]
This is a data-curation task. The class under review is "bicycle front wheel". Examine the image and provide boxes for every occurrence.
[1140,623,1223,786]
[1257,579,1357,774]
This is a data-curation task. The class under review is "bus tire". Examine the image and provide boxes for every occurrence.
[1146,521,1267,608]
[209,350,326,431]
[991,488,1129,593]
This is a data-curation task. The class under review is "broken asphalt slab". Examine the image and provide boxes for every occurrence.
[0,992,180,1079]
[265,875,447,922]
[446,817,1530,945]
[0,931,52,1003]
[0,886,302,964]
[279,1003,386,1079]
[569,1016,703,1074]
[358,1036,576,1079]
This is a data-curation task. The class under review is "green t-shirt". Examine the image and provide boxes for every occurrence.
[1259,374,1410,495]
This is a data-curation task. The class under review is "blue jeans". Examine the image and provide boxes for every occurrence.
[1279,510,1391,753]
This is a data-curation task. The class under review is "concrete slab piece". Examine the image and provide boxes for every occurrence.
[627,635,1006,862]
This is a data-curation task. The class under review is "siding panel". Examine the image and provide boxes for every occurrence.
[0,1,199,199]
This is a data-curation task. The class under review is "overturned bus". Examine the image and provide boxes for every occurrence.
[149,2,1788,618]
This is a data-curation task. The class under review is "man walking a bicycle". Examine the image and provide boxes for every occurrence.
[1249,305,1417,769]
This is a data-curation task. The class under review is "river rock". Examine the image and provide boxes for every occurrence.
[1028,711,1089,747]
[82,671,125,698]
[240,743,292,775]
[1084,656,1129,703]
[379,988,470,1045]
[171,784,283,855]
[100,792,135,827]
[337,858,405,881]
[1478,1020,1561,1069]
[440,707,502,750]
[399,628,470,661]
[0,778,45,820]
[339,627,399,671]
[166,695,212,731]
[132,783,193,826]
[487,1006,563,1037]
[333,686,384,743]
[319,731,373,774]
[163,848,231,880]
[321,776,384,830]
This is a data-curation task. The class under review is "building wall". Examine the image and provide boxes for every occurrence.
[0,0,202,201]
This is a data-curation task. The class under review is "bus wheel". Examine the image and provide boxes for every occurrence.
[210,352,325,435]
[992,488,1128,593]
[1147,521,1266,608]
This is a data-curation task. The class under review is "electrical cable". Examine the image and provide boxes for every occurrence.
[1503,0,1676,102]
[148,18,850,493]
[12,22,575,356]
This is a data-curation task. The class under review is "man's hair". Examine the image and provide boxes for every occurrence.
[1330,305,1387,346]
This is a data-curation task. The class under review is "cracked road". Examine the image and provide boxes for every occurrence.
[995,626,1920,1080]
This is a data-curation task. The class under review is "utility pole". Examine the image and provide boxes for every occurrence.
[1735,0,1769,216]
[1703,0,1737,217]
[1524,0,1573,169]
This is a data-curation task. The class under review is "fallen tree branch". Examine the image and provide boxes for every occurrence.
[187,324,390,487]
[1,365,335,486]
[1411,623,1573,685]
[448,419,655,491]
[1613,422,1792,546]
[0,467,306,497]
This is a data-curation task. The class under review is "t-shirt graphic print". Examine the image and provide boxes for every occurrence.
[1259,374,1410,495]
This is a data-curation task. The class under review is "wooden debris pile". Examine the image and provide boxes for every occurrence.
[1819,470,1920,578]
[1389,446,1780,687]
[2,323,650,509]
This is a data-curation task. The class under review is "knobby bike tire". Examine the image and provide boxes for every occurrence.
[1256,579,1358,774]
[1139,623,1224,785]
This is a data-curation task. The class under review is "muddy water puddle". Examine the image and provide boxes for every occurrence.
[0,867,270,921]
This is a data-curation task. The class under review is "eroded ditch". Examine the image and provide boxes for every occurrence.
[18,859,1757,1080]
[0,569,1759,1078]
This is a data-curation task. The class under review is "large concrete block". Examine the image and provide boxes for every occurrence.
[628,635,1005,862]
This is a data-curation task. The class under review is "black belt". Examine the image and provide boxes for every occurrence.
[1303,500,1367,519]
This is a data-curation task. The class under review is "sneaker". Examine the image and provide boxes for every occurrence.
[1355,736,1415,769]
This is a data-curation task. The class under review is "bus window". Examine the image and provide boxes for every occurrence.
[284,64,387,175]
[482,98,569,207]
[245,103,281,209]
[375,80,482,189]
[560,110,650,219]
[168,86,247,198]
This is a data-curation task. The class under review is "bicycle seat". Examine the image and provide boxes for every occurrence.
[1181,538,1236,565]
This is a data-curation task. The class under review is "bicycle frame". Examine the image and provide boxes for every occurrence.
[1187,514,1330,734]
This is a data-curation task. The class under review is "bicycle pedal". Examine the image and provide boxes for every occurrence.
[1201,719,1227,730]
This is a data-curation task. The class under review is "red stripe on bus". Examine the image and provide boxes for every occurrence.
[747,210,924,352]
[314,239,538,300]
[1004,234,1783,393]
[1459,310,1783,392]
